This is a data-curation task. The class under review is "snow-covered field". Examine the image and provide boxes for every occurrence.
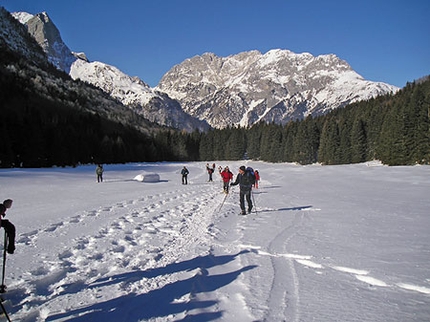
[0,161,429,321]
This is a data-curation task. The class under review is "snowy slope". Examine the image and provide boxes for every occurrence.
[70,59,155,106]
[0,162,429,321]
[69,58,210,132]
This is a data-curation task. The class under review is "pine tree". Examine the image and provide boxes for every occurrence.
[199,129,215,161]
[260,123,283,162]
[350,118,367,163]
[318,117,341,165]
[246,124,262,160]
[405,85,430,163]
[293,116,320,164]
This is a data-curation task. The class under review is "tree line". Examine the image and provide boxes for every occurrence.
[1,40,428,167]
[198,78,429,166]
[1,6,428,167]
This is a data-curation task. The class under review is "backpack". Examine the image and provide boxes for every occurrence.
[242,167,256,186]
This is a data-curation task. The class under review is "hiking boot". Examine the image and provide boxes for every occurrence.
[248,206,253,214]
[241,211,247,216]
[7,245,15,254]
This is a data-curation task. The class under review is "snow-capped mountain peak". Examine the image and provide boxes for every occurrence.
[157,50,399,128]
[12,11,76,73]
[9,8,399,131]
[10,11,34,24]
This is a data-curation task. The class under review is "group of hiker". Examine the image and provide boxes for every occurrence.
[95,162,261,215]
[180,163,261,215]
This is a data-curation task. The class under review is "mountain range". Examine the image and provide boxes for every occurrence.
[0,7,164,136]
[9,9,399,130]
[157,50,399,128]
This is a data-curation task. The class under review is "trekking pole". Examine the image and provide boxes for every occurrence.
[0,300,11,322]
[251,190,258,214]
[218,183,235,213]
[0,232,7,293]
[218,190,229,212]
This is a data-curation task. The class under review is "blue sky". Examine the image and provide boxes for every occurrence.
[3,0,429,88]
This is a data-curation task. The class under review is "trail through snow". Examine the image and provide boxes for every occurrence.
[0,161,429,321]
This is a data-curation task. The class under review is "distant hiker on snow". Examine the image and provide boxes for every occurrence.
[206,163,215,182]
[96,164,104,183]
[1,199,16,254]
[254,170,260,189]
[230,166,256,215]
[220,166,233,194]
[181,166,189,185]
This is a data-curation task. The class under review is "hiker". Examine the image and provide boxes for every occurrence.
[230,166,255,215]
[220,166,233,193]
[181,166,189,185]
[206,163,215,182]
[1,199,16,254]
[96,164,104,183]
[254,170,260,188]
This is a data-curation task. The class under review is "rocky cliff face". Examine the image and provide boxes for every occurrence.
[0,8,47,64]
[12,11,76,73]
[157,50,399,128]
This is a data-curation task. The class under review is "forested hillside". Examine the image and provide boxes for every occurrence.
[1,8,428,169]
[198,77,430,166]
[1,72,428,168]
[0,44,189,167]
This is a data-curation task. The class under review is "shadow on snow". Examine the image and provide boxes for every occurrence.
[46,250,256,322]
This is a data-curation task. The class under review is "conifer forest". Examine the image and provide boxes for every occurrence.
[1,47,429,168]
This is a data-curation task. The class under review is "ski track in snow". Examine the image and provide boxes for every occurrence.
[245,219,430,299]
[240,208,430,295]
[8,183,229,321]
[228,193,430,321]
[2,165,429,321]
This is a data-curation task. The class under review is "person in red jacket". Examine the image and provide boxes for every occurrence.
[254,170,260,188]
[220,166,233,193]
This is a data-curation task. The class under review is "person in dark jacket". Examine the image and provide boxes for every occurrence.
[1,199,16,254]
[206,163,215,182]
[181,166,189,185]
[96,164,104,183]
[230,166,254,215]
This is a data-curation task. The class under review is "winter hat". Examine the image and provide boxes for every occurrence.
[239,166,246,172]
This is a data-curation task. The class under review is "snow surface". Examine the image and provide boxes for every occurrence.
[0,161,429,321]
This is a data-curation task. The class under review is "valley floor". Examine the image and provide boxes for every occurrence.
[0,161,429,321]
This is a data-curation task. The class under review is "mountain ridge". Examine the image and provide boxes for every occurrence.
[10,8,399,130]
[11,9,210,132]
[157,49,399,128]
